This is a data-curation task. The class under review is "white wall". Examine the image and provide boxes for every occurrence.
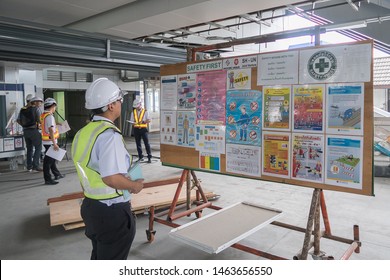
[4,66,19,83]
[374,88,388,110]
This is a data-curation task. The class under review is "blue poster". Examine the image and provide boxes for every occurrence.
[226,90,262,146]
[325,136,363,189]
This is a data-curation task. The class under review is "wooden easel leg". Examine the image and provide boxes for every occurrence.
[298,188,320,260]
[186,170,191,214]
[313,197,321,256]
[190,170,208,203]
[190,170,208,218]
[320,190,332,235]
[146,206,156,242]
[166,169,212,222]
[167,169,189,221]
[353,225,360,254]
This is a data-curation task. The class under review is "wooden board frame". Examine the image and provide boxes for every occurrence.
[160,40,374,196]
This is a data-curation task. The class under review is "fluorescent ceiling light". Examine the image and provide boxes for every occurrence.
[325,21,367,31]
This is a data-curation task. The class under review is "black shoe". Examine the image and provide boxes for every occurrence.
[45,180,59,185]
[147,159,152,163]
[33,167,43,172]
[55,174,65,180]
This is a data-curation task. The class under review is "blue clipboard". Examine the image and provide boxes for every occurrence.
[128,162,143,180]
[123,162,143,200]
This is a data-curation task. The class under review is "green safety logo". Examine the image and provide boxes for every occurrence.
[307,50,337,80]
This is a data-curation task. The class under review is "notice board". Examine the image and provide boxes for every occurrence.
[160,41,374,196]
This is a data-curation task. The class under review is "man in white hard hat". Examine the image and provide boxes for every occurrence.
[130,98,152,163]
[71,78,144,260]
[17,95,43,171]
[40,97,64,185]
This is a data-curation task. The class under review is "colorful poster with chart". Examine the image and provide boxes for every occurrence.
[160,111,177,145]
[196,70,227,125]
[226,68,252,90]
[263,86,291,130]
[226,90,262,146]
[199,152,220,172]
[293,84,325,133]
[326,83,364,135]
[325,136,363,189]
[177,111,195,147]
[292,134,324,183]
[195,125,225,154]
[177,74,197,110]
[161,75,178,110]
[226,144,261,177]
[262,132,290,178]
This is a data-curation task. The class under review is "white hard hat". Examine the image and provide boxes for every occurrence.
[30,96,43,103]
[85,78,126,109]
[133,99,142,108]
[26,94,33,102]
[44,97,57,107]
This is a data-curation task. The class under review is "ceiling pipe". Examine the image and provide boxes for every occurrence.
[140,0,362,45]
[191,26,324,61]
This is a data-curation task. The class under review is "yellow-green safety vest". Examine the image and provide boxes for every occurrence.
[71,120,130,200]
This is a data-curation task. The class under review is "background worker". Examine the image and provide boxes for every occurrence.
[130,99,152,163]
[17,94,43,172]
[41,98,64,185]
[71,78,144,260]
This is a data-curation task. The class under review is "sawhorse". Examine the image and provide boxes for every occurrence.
[146,170,361,259]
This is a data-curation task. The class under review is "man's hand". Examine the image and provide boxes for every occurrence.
[102,175,144,194]
[131,179,144,194]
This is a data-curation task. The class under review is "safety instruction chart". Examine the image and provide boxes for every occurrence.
[226,90,262,146]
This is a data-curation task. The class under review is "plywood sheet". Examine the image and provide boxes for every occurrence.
[48,184,217,229]
[50,198,83,226]
[169,202,283,254]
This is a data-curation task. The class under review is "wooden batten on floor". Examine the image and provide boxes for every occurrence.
[47,177,218,230]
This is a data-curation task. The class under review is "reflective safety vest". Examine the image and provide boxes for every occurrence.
[133,108,147,128]
[71,121,130,200]
[40,111,59,141]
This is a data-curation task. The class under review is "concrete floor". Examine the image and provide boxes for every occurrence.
[0,133,389,260]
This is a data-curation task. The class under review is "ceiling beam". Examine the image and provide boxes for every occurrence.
[0,22,187,72]
[65,0,211,32]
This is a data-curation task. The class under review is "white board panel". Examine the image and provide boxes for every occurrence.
[169,202,283,254]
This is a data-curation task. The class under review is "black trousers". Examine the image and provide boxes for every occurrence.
[23,128,42,169]
[80,197,136,260]
[43,145,61,181]
[133,127,152,160]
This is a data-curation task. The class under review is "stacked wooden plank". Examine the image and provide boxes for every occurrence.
[47,177,219,230]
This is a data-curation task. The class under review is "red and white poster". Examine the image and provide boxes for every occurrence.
[196,70,227,125]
